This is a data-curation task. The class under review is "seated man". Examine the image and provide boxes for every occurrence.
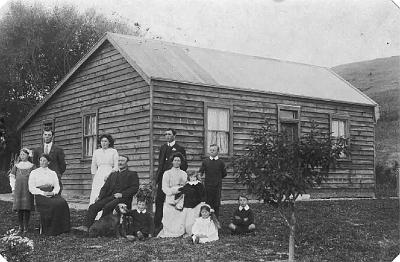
[75,155,139,232]
[228,195,256,235]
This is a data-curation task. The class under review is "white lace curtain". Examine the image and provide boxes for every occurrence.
[207,108,229,154]
[84,115,97,156]
[332,119,345,138]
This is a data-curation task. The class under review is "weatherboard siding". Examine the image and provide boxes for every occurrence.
[21,42,151,196]
[20,38,376,199]
[151,80,376,199]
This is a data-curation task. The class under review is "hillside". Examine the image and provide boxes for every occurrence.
[332,56,400,164]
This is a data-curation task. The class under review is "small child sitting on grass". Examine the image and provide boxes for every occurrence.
[191,204,220,244]
[228,195,256,235]
[126,198,153,241]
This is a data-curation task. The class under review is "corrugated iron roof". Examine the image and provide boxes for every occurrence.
[18,33,378,130]
[108,33,377,106]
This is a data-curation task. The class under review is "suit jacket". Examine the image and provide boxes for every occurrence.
[156,142,187,185]
[98,168,139,208]
[33,144,66,178]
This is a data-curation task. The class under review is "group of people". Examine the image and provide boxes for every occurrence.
[9,129,69,235]
[9,127,256,242]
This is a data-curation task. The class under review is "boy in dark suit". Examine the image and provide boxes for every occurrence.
[228,195,256,234]
[199,144,227,218]
[33,129,66,193]
[126,198,154,240]
[154,128,187,232]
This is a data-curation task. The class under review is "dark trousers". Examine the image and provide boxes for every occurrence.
[154,185,165,228]
[205,186,221,218]
[84,196,123,228]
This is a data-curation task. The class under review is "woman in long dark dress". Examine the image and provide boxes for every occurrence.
[9,148,35,233]
[28,154,70,236]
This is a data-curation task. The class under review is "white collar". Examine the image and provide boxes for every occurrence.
[209,156,219,160]
[137,209,146,214]
[44,142,53,147]
[239,205,250,211]
[15,161,34,169]
[188,180,199,185]
[168,141,176,147]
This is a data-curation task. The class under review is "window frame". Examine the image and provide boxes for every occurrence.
[42,119,55,133]
[81,110,98,159]
[204,103,233,157]
[277,104,301,139]
[329,113,351,160]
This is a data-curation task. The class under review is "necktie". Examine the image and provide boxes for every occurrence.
[45,144,49,154]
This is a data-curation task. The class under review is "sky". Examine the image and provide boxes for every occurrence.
[0,0,399,67]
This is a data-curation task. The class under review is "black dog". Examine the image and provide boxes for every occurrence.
[88,203,128,238]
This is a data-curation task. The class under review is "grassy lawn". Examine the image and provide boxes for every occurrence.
[0,199,398,262]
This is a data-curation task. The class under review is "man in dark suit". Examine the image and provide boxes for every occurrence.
[154,128,187,232]
[33,129,66,193]
[76,155,139,231]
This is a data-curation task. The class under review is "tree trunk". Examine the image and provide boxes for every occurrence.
[288,204,296,262]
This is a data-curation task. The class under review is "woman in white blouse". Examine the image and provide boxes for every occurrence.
[29,154,70,236]
[157,152,187,238]
[89,134,119,204]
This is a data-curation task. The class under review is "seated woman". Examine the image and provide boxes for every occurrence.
[157,152,187,238]
[28,154,70,236]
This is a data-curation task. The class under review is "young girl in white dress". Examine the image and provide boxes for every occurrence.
[89,134,119,204]
[191,204,220,244]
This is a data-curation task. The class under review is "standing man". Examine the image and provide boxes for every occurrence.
[75,155,139,232]
[33,129,66,194]
[154,128,187,233]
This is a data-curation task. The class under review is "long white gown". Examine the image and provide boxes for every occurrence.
[89,148,119,204]
[157,167,187,238]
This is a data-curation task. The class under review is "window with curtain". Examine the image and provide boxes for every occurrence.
[207,107,230,154]
[83,114,97,157]
[331,117,349,159]
[331,119,346,138]
[42,120,54,133]
[277,105,301,142]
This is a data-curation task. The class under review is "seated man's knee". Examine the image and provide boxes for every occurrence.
[248,224,256,231]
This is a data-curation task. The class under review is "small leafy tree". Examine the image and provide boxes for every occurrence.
[233,121,347,261]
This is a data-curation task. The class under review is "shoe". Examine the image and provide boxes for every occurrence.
[16,227,23,235]
[192,236,200,244]
[126,235,136,242]
[137,231,144,241]
[72,225,89,232]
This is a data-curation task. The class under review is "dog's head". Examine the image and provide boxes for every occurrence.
[112,203,128,216]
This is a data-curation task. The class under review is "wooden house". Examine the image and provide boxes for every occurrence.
[17,33,379,199]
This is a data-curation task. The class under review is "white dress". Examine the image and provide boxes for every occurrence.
[191,217,219,243]
[157,167,187,238]
[89,148,119,204]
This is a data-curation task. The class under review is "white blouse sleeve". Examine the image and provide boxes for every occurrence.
[112,149,119,172]
[28,170,44,195]
[91,150,98,175]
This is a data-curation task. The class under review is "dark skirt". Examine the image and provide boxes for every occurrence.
[35,195,70,236]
